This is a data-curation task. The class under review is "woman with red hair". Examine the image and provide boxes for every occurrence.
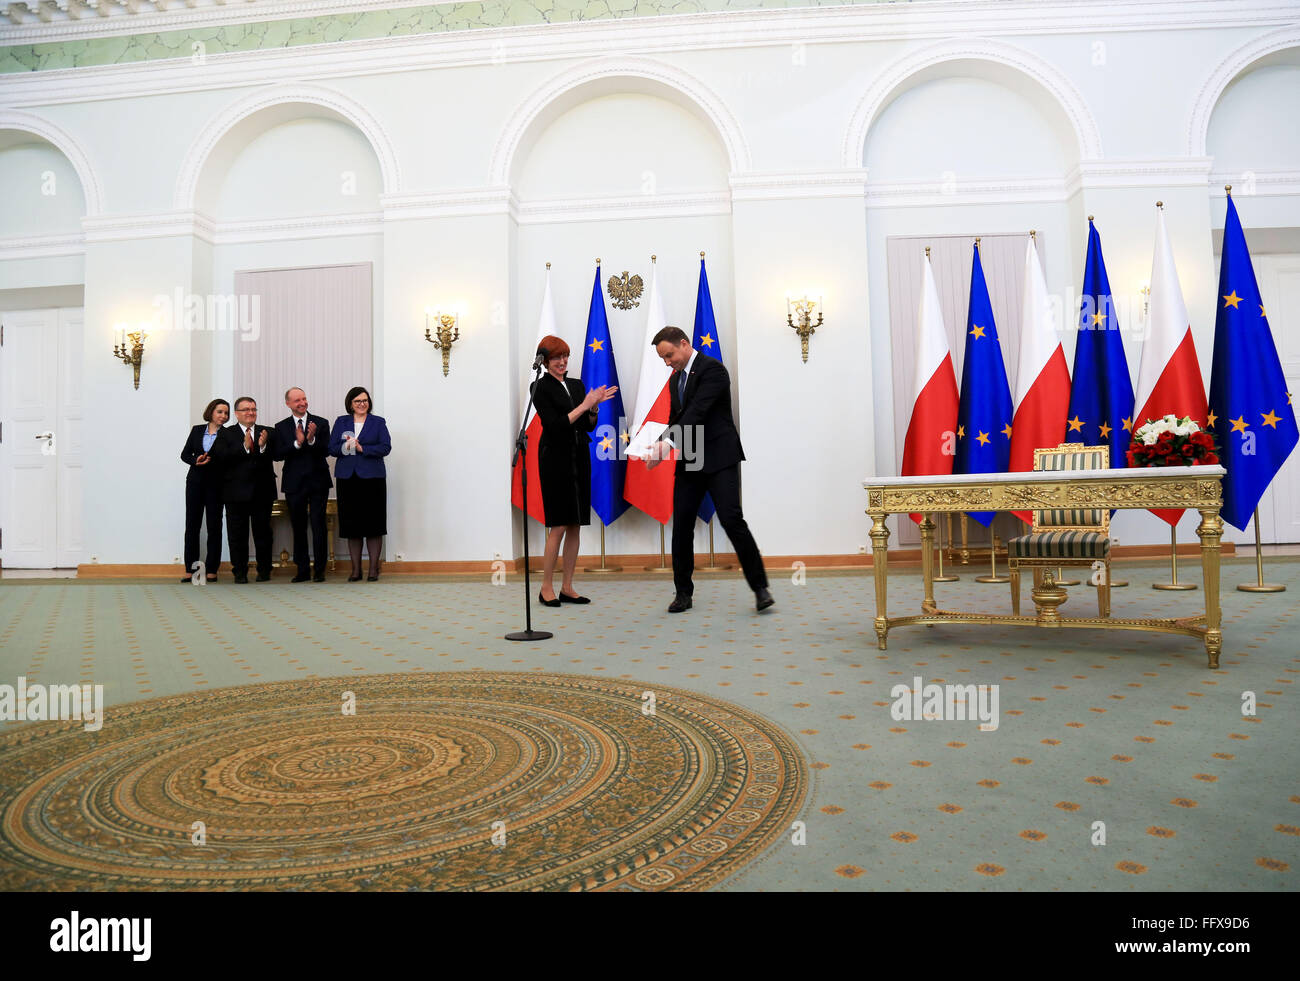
[531,334,617,605]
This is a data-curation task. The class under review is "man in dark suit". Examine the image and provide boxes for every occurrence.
[645,326,772,613]
[213,396,276,583]
[273,387,332,582]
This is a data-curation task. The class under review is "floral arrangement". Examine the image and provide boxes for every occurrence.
[1127,414,1219,467]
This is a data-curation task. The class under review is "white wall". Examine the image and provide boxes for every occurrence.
[2,4,1299,564]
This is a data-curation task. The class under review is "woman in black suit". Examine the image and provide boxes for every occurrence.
[328,386,392,582]
[180,398,229,582]
[532,335,616,606]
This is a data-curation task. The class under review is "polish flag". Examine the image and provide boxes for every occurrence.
[1009,236,1071,521]
[624,262,676,523]
[510,267,556,523]
[1134,206,1209,524]
[900,252,959,523]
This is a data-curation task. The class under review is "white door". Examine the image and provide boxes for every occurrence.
[0,307,84,568]
[1254,255,1299,545]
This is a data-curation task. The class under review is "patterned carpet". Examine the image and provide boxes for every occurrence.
[0,556,1296,891]
[0,672,803,891]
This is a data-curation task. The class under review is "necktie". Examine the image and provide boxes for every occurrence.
[678,370,687,403]
[297,418,304,440]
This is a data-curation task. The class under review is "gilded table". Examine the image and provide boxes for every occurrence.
[862,466,1227,668]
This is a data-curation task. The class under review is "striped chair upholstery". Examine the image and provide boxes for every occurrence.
[1006,443,1113,618]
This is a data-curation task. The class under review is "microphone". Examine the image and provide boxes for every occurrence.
[532,350,547,370]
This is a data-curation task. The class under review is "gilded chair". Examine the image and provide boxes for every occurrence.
[1007,443,1112,617]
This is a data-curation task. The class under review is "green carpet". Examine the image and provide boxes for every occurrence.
[0,557,1295,891]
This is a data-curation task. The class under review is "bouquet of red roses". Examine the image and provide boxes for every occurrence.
[1127,414,1219,468]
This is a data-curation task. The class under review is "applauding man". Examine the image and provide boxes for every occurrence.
[274,387,332,583]
[213,396,276,583]
[645,327,772,614]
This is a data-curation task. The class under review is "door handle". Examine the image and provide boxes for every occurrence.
[35,432,54,439]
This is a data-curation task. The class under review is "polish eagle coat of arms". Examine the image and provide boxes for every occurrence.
[607,271,644,310]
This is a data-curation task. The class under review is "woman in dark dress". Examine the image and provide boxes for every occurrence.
[328,386,392,582]
[532,334,617,606]
[179,398,229,582]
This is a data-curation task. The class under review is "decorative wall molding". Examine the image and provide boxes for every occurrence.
[172,81,402,210]
[82,209,214,242]
[1208,169,1300,197]
[380,186,515,222]
[489,55,752,185]
[514,189,731,225]
[729,169,869,202]
[0,230,83,259]
[0,107,103,214]
[1066,157,1215,195]
[843,36,1105,169]
[80,207,387,243]
[1187,24,1300,158]
[865,175,1069,209]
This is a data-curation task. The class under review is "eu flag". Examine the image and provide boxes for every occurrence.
[691,255,720,523]
[953,243,1013,525]
[1207,194,1298,531]
[1066,219,1135,469]
[581,265,629,526]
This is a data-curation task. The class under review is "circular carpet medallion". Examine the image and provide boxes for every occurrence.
[0,672,805,891]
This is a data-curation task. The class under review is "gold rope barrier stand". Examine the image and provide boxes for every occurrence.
[975,527,1009,583]
[933,512,958,582]
[1154,524,1196,590]
[646,523,674,573]
[589,520,621,573]
[1238,507,1284,592]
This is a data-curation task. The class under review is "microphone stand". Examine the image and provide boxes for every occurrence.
[506,359,553,641]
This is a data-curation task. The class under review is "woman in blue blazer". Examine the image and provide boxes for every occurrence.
[329,386,392,581]
[179,398,229,582]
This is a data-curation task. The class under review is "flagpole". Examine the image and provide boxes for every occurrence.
[699,517,731,571]
[1154,524,1196,590]
[1238,507,1284,592]
[975,526,1009,583]
[589,519,621,574]
[933,512,958,582]
[647,523,673,573]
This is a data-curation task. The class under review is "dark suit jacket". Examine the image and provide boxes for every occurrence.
[329,414,391,479]
[667,353,745,475]
[272,413,332,496]
[180,424,224,486]
[213,423,277,504]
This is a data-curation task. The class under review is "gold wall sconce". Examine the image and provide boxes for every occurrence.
[786,292,823,364]
[113,323,146,389]
[424,307,460,377]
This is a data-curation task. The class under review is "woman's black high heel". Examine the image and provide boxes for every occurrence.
[538,591,561,608]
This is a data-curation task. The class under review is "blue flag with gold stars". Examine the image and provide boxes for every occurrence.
[691,255,720,523]
[581,265,629,526]
[1066,219,1135,469]
[953,243,1014,526]
[1207,195,1298,531]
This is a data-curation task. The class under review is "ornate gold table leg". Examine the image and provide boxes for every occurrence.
[920,515,937,614]
[870,511,890,649]
[960,513,970,564]
[1197,508,1223,669]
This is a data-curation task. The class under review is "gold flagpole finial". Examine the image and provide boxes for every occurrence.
[1225,184,1232,195]
[651,254,656,263]
[974,236,981,248]
[700,251,705,258]
[925,246,931,258]
[1030,229,1037,241]
[1156,201,1163,209]
[1088,215,1094,222]
[545,261,551,269]
[596,257,601,265]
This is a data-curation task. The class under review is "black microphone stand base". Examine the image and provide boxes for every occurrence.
[506,629,554,642]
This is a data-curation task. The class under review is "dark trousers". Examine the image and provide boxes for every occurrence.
[226,497,274,577]
[184,477,223,576]
[288,488,329,575]
[672,463,767,598]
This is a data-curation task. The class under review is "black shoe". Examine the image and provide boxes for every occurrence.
[291,573,311,583]
[668,594,693,613]
[755,587,775,612]
[256,573,271,582]
[558,591,590,604]
[367,574,379,582]
[209,574,218,583]
[313,573,326,583]
[348,573,362,582]
[180,576,194,583]
[538,591,561,608]
[234,574,249,584]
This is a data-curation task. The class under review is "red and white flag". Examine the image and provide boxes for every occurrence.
[1134,206,1209,524]
[624,263,676,523]
[510,267,557,523]
[900,252,959,523]
[1009,236,1071,520]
